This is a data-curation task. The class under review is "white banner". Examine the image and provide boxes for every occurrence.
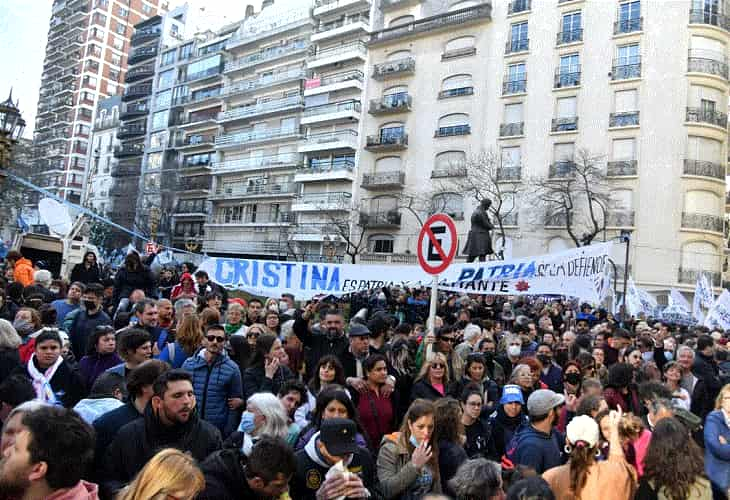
[704,289,730,330]
[197,242,612,301]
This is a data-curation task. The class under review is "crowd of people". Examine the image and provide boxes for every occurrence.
[1,247,730,499]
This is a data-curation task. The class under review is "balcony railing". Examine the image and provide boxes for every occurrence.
[126,64,155,82]
[212,152,300,171]
[365,132,408,150]
[305,70,364,91]
[117,124,146,139]
[303,99,361,118]
[114,144,144,157]
[554,69,581,88]
[435,125,471,137]
[369,3,491,45]
[606,160,637,176]
[225,41,308,73]
[551,117,579,132]
[303,129,358,148]
[614,17,642,34]
[496,166,522,182]
[508,0,531,14]
[215,127,301,148]
[686,107,728,128]
[128,46,157,65]
[214,183,295,198]
[549,161,576,178]
[359,211,402,227]
[183,157,213,169]
[679,267,721,285]
[683,159,725,180]
[178,178,212,191]
[308,41,366,62]
[681,212,724,232]
[499,122,524,137]
[227,17,312,48]
[502,79,526,95]
[315,17,370,33]
[123,84,153,100]
[183,65,222,83]
[225,69,305,97]
[172,90,222,107]
[606,210,635,227]
[175,134,216,147]
[687,50,729,79]
[208,212,292,225]
[689,9,730,31]
[218,95,303,122]
[372,57,415,80]
[611,61,642,80]
[438,87,474,99]
[505,38,529,54]
[296,192,352,207]
[431,165,467,178]
[131,26,161,44]
[369,93,412,114]
[609,111,640,127]
[556,29,583,45]
[362,171,405,189]
[301,158,355,174]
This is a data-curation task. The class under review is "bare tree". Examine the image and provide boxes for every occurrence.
[528,147,611,247]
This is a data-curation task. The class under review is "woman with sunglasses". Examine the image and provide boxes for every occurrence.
[227,323,263,376]
[242,333,295,400]
[78,325,122,389]
[449,353,500,413]
[411,353,450,402]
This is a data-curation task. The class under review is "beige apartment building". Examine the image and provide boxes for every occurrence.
[358,0,730,296]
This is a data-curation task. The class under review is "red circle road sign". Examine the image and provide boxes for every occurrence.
[417,213,458,275]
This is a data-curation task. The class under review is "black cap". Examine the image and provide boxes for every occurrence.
[348,323,371,338]
[319,418,358,455]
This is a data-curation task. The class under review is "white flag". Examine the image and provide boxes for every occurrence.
[669,288,692,312]
[704,289,730,330]
[693,273,714,322]
[626,276,657,317]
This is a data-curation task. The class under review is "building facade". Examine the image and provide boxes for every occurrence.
[83,96,121,216]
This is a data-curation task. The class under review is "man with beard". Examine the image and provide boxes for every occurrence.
[0,405,98,499]
[294,306,348,380]
[100,370,221,497]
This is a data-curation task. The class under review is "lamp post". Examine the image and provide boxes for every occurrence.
[619,229,632,322]
[0,90,26,187]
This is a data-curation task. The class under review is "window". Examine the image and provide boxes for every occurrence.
[107,82,117,95]
[440,74,474,98]
[180,43,194,60]
[612,138,636,160]
[142,3,153,14]
[449,0,479,10]
[155,90,171,108]
[619,1,641,24]
[117,6,128,16]
[680,241,718,281]
[614,44,641,78]
[435,150,466,168]
[158,69,175,88]
[501,146,521,168]
[151,110,169,130]
[505,63,526,93]
[560,12,582,43]
[504,103,523,124]
[146,152,162,169]
[115,22,126,36]
[109,69,120,81]
[370,196,397,213]
[389,15,414,27]
[387,50,411,61]
[374,156,401,173]
[557,54,580,87]
[149,131,168,149]
[553,142,575,163]
[369,235,394,254]
[444,36,476,58]
[556,96,577,118]
[186,55,221,81]
[83,75,98,88]
[436,114,470,137]
[508,22,529,52]
[111,53,121,66]
[161,50,176,66]
[617,44,640,65]
[432,193,464,219]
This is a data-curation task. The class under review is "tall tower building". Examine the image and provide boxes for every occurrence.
[29,0,167,223]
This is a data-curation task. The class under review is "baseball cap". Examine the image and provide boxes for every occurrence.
[319,418,359,456]
[527,389,565,416]
[500,384,525,405]
[348,323,371,338]
[566,415,599,448]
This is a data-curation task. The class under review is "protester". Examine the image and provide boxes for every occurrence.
[294,305,348,379]
[434,397,468,493]
[73,371,127,424]
[159,311,202,368]
[50,281,83,326]
[508,389,565,474]
[116,448,205,500]
[4,250,33,286]
[704,383,730,498]
[71,251,102,285]
[15,307,42,363]
[295,354,346,429]
[107,328,152,378]
[224,301,247,336]
[411,352,450,401]
[460,385,497,460]
[78,325,122,388]
[450,352,500,411]
[66,283,112,359]
[170,272,197,302]
[0,399,48,455]
[295,386,369,451]
[230,392,289,456]
[112,252,155,308]
[242,333,294,399]
[449,458,504,500]
[357,353,396,448]
[0,318,21,383]
[663,360,692,411]
[277,379,307,445]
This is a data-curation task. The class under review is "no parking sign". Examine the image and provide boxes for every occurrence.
[417,213,457,275]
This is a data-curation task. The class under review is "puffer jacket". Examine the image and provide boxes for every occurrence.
[182,348,243,434]
[704,409,730,493]
[376,433,441,499]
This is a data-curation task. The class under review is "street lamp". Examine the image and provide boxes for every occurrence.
[0,89,26,186]
[619,229,632,322]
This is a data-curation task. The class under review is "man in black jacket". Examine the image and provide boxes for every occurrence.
[194,270,229,311]
[199,436,296,500]
[100,369,221,497]
[294,305,348,380]
[692,335,722,419]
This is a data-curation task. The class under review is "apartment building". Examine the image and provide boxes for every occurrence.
[203,0,315,258]
[356,0,729,295]
[31,0,166,221]
[83,96,121,216]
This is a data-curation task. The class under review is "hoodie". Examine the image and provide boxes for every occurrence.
[13,257,34,287]
[46,480,99,500]
[507,423,565,474]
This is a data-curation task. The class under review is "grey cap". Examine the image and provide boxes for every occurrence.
[527,389,565,417]
[348,323,371,338]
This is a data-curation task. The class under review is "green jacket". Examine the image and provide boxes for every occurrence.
[376,433,441,499]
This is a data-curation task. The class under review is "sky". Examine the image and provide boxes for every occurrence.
[0,0,259,139]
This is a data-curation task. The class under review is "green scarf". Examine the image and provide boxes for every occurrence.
[225,323,241,335]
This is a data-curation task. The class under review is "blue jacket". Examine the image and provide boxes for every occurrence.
[182,349,243,435]
[508,423,565,474]
[704,410,730,492]
[540,364,564,394]
[158,341,190,369]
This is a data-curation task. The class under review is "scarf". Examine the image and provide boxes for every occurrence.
[27,353,63,404]
[225,323,242,335]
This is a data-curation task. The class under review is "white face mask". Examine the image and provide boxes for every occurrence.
[507,345,522,357]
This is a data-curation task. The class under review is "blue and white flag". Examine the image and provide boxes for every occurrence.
[693,273,714,323]
[704,289,730,330]
[625,276,657,317]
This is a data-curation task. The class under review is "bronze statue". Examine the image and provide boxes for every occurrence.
[463,198,494,262]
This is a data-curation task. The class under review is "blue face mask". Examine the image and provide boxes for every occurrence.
[238,411,256,434]
[641,351,653,362]
[664,351,674,361]
[409,435,419,448]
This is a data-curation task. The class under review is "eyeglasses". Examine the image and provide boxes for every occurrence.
[431,363,445,369]
[248,331,261,337]
[206,335,225,343]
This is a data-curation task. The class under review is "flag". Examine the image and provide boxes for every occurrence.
[16,216,29,233]
[704,290,730,330]
[625,276,658,317]
[693,273,714,322]
[669,288,692,312]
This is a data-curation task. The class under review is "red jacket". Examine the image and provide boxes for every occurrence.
[18,338,36,364]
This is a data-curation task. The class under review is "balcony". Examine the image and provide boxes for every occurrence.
[114,144,144,158]
[304,70,364,96]
[606,160,637,176]
[609,111,640,127]
[679,267,721,285]
[202,239,288,255]
[369,93,412,114]
[549,161,575,178]
[173,90,222,108]
[218,95,303,124]
[435,124,471,137]
[438,87,474,99]
[212,182,296,199]
[292,192,352,211]
[372,57,415,80]
[496,166,522,182]
[128,46,157,65]
[175,134,216,150]
[226,17,313,50]
[122,84,152,101]
[295,159,355,182]
[177,112,219,129]
[554,69,581,88]
[212,152,301,173]
[614,17,642,34]
[683,159,725,180]
[312,18,370,42]
[183,65,222,84]
[117,124,146,139]
[182,156,214,171]
[224,69,305,99]
[111,164,141,177]
[505,38,529,54]
[606,210,635,227]
[368,3,492,46]
[689,9,730,31]
[207,212,292,226]
[551,117,579,132]
[502,79,527,95]
[681,212,724,233]
[131,26,161,45]
[225,41,308,74]
[308,41,367,68]
[611,61,642,80]
[441,46,477,60]
[431,165,467,178]
[380,0,421,11]
[126,64,155,83]
[686,107,728,128]
[499,122,524,137]
[365,132,408,151]
[301,99,361,125]
[687,50,729,79]
[177,177,212,192]
[360,211,402,228]
[556,29,583,45]
[216,127,302,150]
[300,130,358,152]
[362,171,405,190]
[314,0,371,16]
[508,0,531,14]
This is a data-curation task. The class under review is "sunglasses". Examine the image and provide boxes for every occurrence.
[206,335,225,343]
[431,363,445,369]
[248,331,262,337]
[440,337,457,343]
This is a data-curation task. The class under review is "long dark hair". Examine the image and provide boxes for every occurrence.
[568,442,595,499]
[642,417,706,500]
[433,397,463,444]
[301,385,370,447]
[249,333,278,369]
[308,355,345,394]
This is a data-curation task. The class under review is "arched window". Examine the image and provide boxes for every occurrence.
[382,85,410,108]
[449,0,478,11]
[435,150,466,168]
[378,121,406,143]
[445,36,476,53]
[680,241,719,283]
[389,15,414,27]
[368,234,394,253]
[384,85,408,96]
[374,156,401,173]
[432,192,464,219]
[440,74,474,98]
[387,50,412,61]
[436,114,470,136]
[683,190,723,232]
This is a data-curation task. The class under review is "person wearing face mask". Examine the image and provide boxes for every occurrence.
[537,343,563,393]
[66,283,112,360]
[230,392,290,457]
[478,337,505,386]
[14,307,42,363]
[488,385,528,457]
[497,334,524,380]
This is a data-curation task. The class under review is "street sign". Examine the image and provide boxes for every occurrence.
[417,213,457,275]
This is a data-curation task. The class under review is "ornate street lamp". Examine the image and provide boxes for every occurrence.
[0,90,26,186]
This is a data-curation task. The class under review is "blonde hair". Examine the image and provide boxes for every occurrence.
[416,352,450,385]
[116,448,204,500]
[715,383,730,410]
[176,313,203,356]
